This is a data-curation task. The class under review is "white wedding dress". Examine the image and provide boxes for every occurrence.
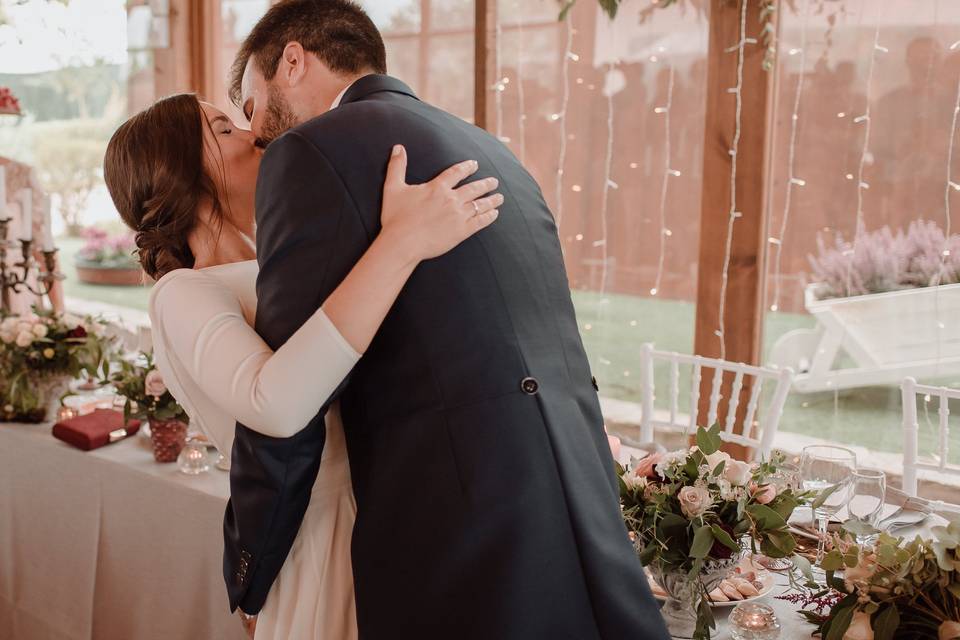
[148,259,359,640]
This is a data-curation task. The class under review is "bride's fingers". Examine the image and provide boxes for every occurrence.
[454,176,499,203]
[465,193,504,216]
[384,145,408,188]
[465,209,500,234]
[434,159,479,190]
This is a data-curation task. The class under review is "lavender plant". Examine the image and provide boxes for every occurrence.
[808,221,960,300]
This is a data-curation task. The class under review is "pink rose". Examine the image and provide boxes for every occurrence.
[605,428,621,460]
[750,482,777,505]
[144,370,167,398]
[844,610,874,640]
[939,621,960,640]
[634,452,665,479]
[678,485,712,518]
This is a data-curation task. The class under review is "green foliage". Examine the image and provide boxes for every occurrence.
[616,425,811,639]
[110,351,188,424]
[0,308,118,420]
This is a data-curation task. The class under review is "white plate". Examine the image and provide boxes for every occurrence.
[645,566,776,607]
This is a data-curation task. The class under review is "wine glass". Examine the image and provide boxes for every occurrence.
[800,445,857,565]
[847,468,886,545]
[757,462,803,570]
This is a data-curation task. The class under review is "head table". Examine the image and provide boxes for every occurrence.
[0,418,246,640]
[1,417,945,640]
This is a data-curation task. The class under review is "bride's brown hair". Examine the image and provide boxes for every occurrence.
[104,94,227,280]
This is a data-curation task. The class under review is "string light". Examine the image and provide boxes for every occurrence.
[554,20,574,231]
[844,9,883,298]
[716,0,755,360]
[769,0,810,313]
[597,61,617,301]
[651,62,676,298]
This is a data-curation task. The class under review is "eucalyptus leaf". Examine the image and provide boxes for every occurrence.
[825,606,854,640]
[710,525,738,551]
[811,483,840,511]
[872,605,899,640]
[690,525,715,559]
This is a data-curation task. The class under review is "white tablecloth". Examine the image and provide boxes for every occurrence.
[0,419,246,640]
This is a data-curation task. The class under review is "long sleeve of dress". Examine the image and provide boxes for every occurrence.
[148,268,361,438]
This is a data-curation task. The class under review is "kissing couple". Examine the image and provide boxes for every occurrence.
[104,1,668,638]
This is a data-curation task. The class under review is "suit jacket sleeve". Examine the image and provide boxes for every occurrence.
[226,130,370,614]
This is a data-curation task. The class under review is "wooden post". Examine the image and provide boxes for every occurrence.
[474,0,492,129]
[693,0,778,457]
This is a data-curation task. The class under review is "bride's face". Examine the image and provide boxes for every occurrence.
[199,102,263,226]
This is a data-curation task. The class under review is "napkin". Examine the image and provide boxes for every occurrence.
[52,409,141,451]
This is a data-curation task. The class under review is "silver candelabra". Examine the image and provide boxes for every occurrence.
[0,215,64,314]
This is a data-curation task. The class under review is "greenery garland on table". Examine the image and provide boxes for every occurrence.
[782,520,960,640]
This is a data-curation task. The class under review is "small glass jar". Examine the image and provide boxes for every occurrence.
[177,438,210,475]
[729,602,781,640]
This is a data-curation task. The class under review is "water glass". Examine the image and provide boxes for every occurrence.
[800,445,857,565]
[847,468,886,544]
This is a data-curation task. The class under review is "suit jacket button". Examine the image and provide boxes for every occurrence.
[521,377,539,395]
[591,376,599,391]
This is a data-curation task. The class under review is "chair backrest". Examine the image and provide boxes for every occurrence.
[901,377,960,497]
[639,343,794,461]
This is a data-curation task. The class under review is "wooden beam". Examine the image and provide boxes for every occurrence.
[474,0,490,129]
[693,0,778,456]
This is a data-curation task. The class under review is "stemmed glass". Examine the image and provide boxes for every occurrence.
[847,468,886,545]
[800,445,857,565]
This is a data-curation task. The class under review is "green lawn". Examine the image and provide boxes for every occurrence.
[58,237,958,464]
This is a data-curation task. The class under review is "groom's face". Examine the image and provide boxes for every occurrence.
[240,60,299,146]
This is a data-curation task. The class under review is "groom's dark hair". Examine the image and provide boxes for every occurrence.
[230,0,386,107]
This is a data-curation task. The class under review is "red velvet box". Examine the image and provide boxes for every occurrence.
[52,409,141,451]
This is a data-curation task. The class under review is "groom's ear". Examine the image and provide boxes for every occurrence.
[278,42,308,87]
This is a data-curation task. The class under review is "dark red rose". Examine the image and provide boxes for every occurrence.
[67,326,87,339]
[709,523,738,560]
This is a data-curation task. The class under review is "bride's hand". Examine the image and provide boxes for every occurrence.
[380,145,503,262]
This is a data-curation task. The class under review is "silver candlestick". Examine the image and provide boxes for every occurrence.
[0,215,64,314]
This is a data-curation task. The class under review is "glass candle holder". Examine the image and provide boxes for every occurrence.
[177,439,211,475]
[730,602,781,640]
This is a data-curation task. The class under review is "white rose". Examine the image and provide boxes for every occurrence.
[678,485,712,518]
[622,471,648,492]
[723,459,753,486]
[0,331,13,344]
[0,317,18,332]
[705,450,731,473]
[31,323,48,338]
[16,321,32,334]
[15,331,33,348]
[844,610,874,640]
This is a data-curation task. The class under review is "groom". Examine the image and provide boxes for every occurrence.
[225,1,668,638]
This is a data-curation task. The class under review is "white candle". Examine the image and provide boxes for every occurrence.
[41,196,54,251]
[0,165,6,219]
[18,189,32,241]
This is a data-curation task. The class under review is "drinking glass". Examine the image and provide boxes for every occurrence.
[847,468,886,545]
[800,445,856,565]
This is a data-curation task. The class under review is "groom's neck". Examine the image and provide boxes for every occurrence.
[299,68,374,121]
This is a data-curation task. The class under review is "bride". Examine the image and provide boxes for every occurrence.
[102,93,502,639]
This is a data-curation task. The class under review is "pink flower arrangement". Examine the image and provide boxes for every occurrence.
[0,87,21,116]
[77,228,139,269]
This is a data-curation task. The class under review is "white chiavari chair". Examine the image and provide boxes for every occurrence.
[638,343,794,461]
[900,377,960,512]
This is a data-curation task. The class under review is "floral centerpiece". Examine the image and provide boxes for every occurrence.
[111,352,189,462]
[0,309,116,422]
[618,424,809,639]
[785,519,960,640]
[75,228,144,286]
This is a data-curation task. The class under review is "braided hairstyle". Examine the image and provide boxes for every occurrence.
[104,94,226,280]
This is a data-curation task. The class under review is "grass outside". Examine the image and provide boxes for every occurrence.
[59,236,959,465]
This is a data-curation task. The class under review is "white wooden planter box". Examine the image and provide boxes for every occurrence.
[769,283,960,393]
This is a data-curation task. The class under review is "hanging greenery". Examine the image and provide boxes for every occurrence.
[556,0,801,72]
